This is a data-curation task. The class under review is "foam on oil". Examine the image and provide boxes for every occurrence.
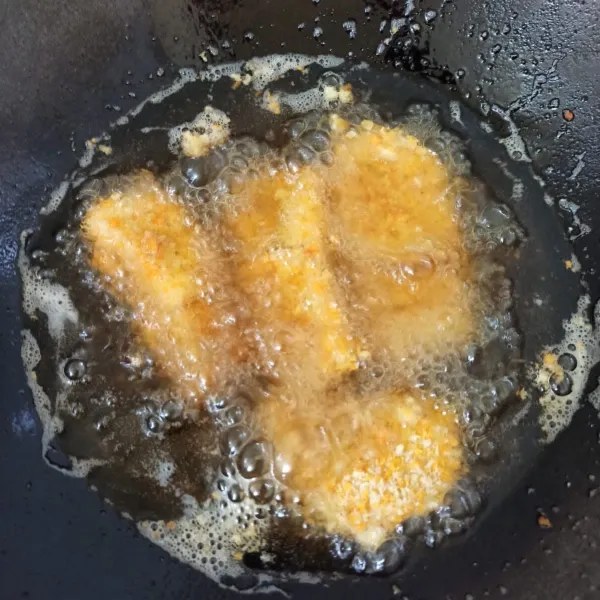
[535,296,600,442]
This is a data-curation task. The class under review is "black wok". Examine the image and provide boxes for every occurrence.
[2,0,600,598]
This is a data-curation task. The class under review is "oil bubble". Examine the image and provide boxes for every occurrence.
[159,400,183,421]
[558,353,577,372]
[550,372,573,396]
[401,515,426,538]
[445,481,483,518]
[300,129,330,152]
[375,538,405,573]
[234,138,261,159]
[197,188,212,203]
[248,478,275,504]
[424,529,443,547]
[230,156,249,172]
[351,554,368,573]
[146,415,163,434]
[220,404,246,427]
[220,425,251,456]
[71,402,85,417]
[237,440,270,478]
[288,119,306,139]
[320,151,334,166]
[295,144,317,163]
[332,536,354,560]
[64,358,86,380]
[440,516,466,535]
[424,10,437,24]
[220,458,236,478]
[479,393,503,416]
[494,376,516,401]
[343,19,357,39]
[480,204,513,229]
[285,152,303,173]
[227,483,245,503]
[320,71,342,87]
[475,438,498,463]
[181,157,208,187]
[254,506,268,519]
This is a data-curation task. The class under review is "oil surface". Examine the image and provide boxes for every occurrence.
[19,55,594,587]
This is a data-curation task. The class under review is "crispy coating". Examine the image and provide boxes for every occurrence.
[256,388,463,548]
[222,168,361,386]
[82,171,244,401]
[324,118,476,359]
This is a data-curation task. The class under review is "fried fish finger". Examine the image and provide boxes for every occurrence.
[255,387,464,549]
[82,171,244,402]
[324,118,476,359]
[222,168,361,387]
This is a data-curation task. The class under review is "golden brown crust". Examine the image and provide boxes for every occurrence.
[82,171,245,402]
[221,168,361,387]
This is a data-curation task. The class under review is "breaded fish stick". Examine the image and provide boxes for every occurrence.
[256,386,464,548]
[82,171,243,402]
[324,118,476,358]
[222,168,360,386]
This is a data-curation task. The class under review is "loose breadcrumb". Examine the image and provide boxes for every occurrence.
[537,513,552,528]
[517,387,529,401]
[338,83,354,104]
[181,125,229,158]
[323,84,354,105]
[230,73,253,89]
[97,144,113,156]
[263,90,281,115]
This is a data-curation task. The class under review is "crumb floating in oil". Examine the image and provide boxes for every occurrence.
[20,56,592,586]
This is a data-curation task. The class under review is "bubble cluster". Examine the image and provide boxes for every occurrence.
[268,70,356,116]
[19,230,79,342]
[284,111,333,170]
[137,395,186,438]
[535,296,600,442]
[137,493,271,584]
[209,394,280,511]
[166,136,272,208]
[168,105,231,157]
[244,55,343,91]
